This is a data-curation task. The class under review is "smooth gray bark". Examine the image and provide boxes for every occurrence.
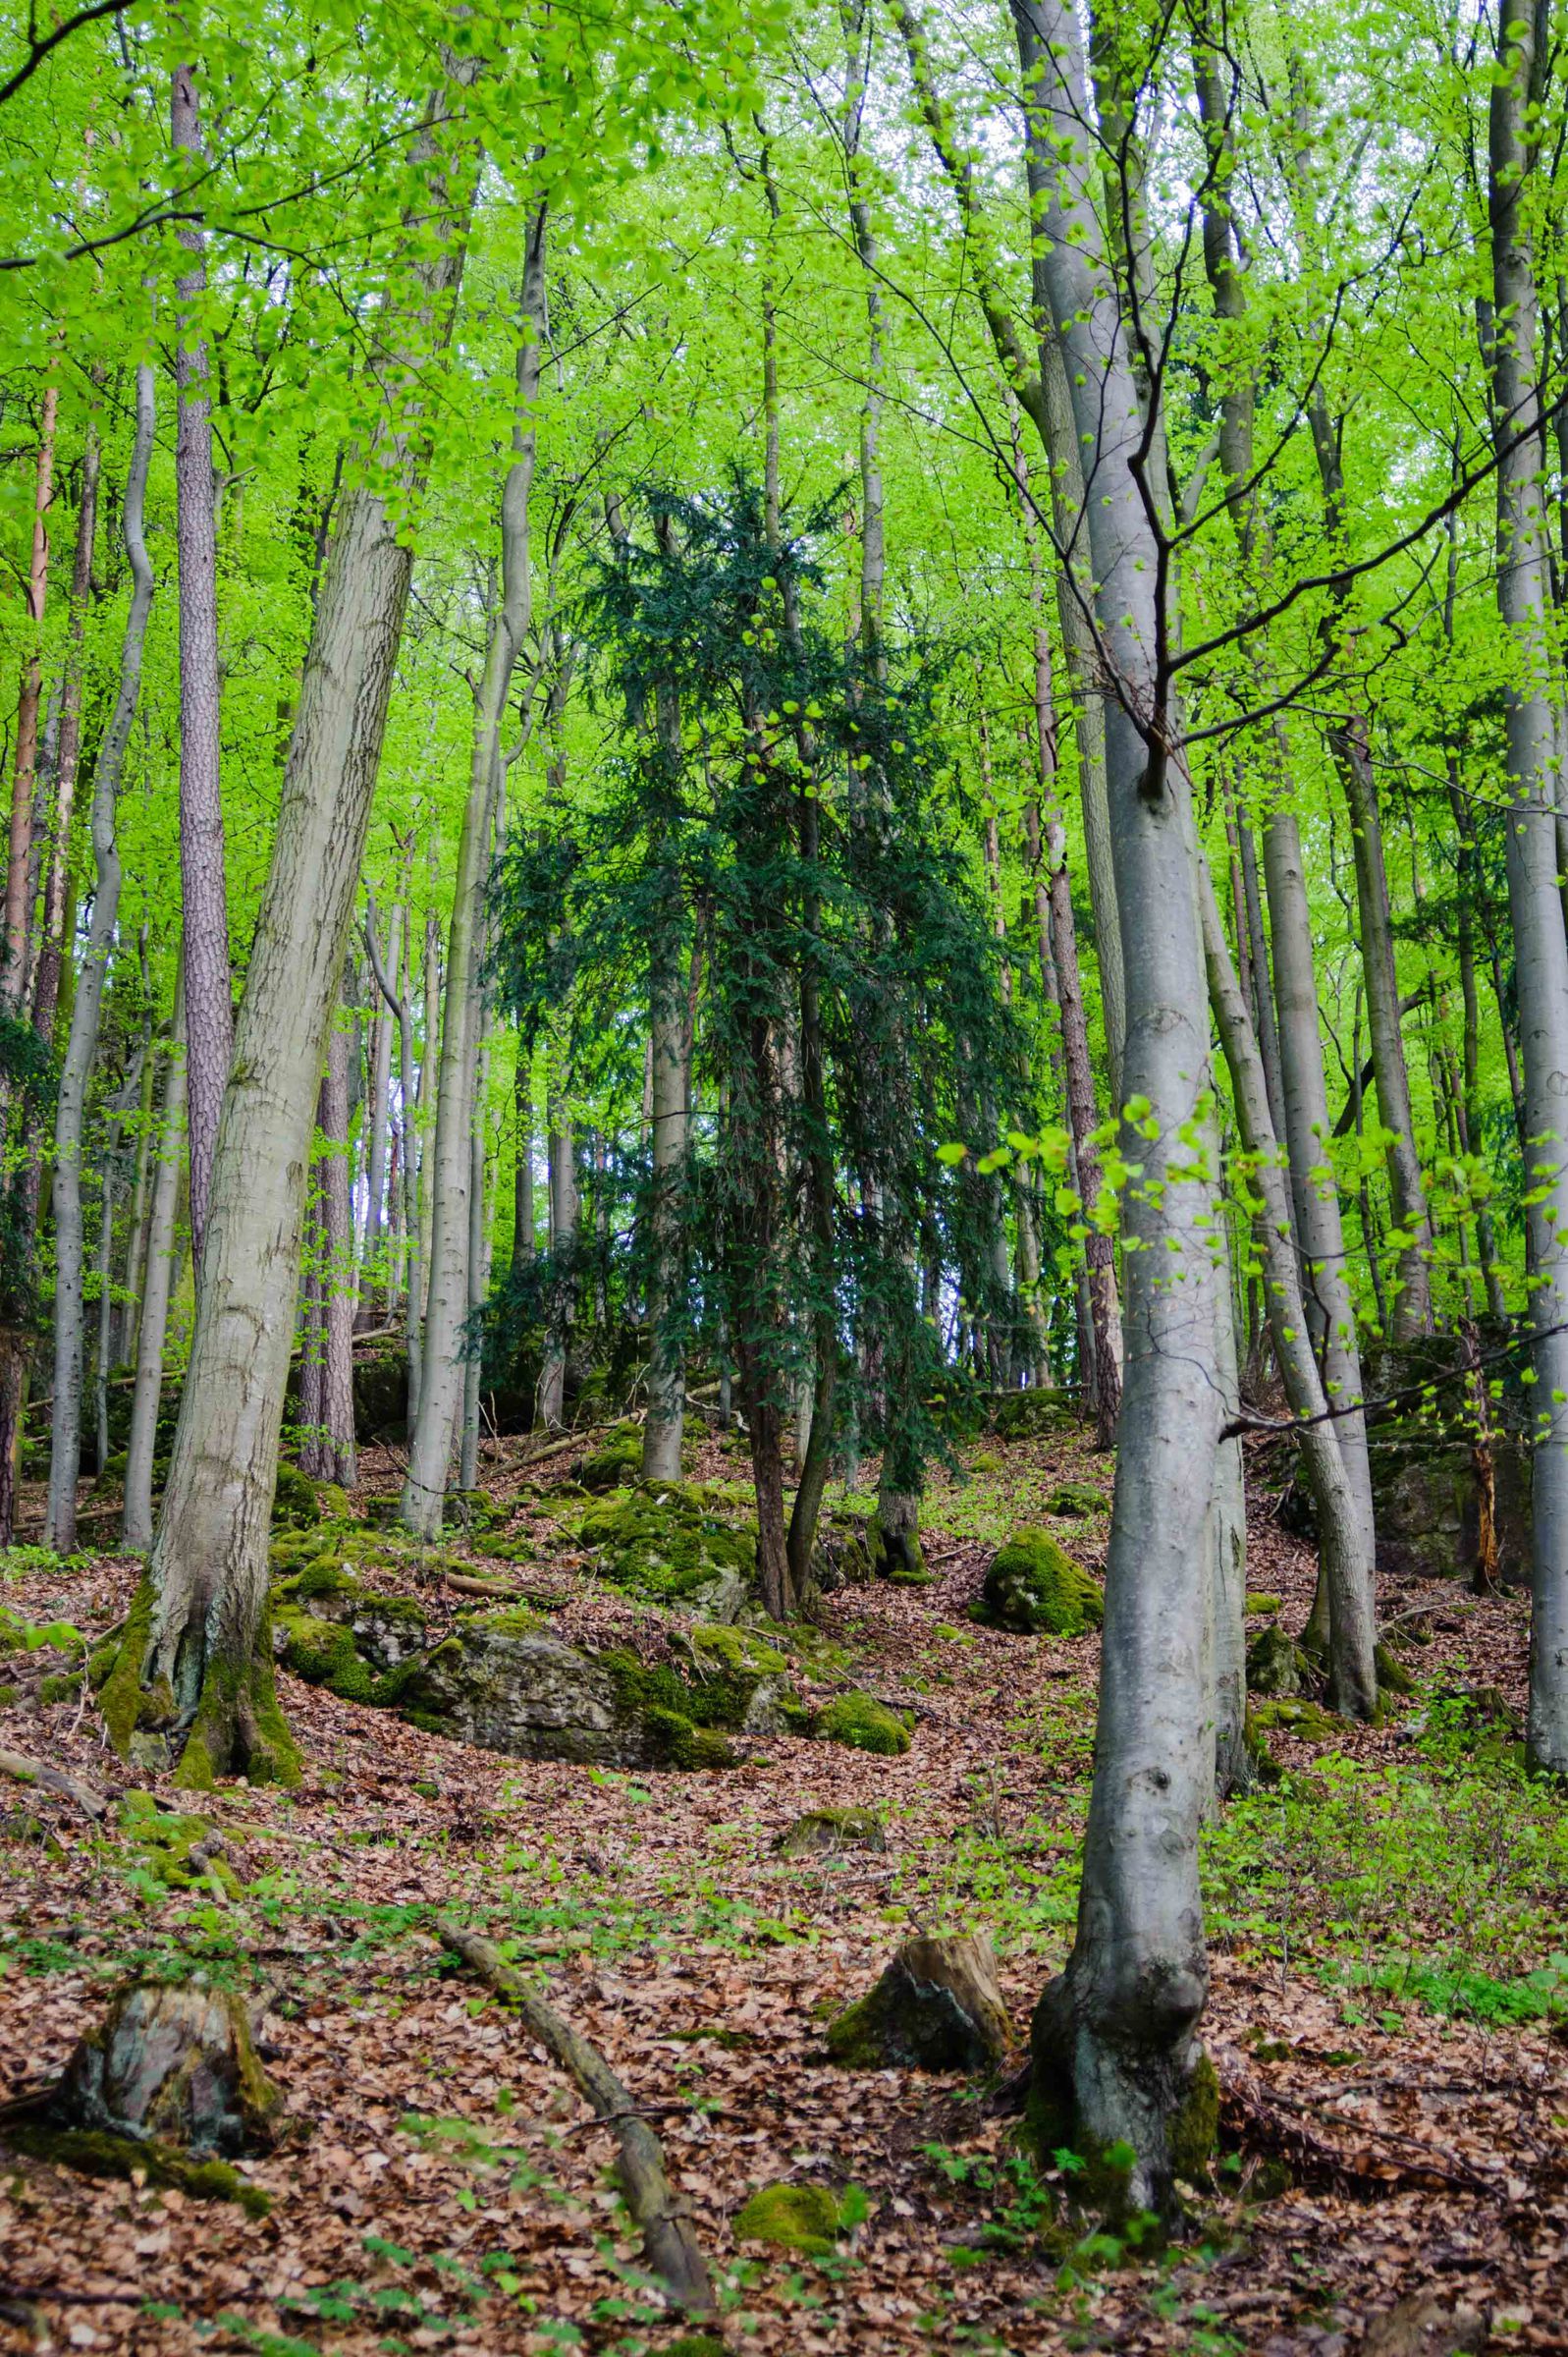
[365,890,419,1423]
[1488,6,1568,1774]
[1011,0,1222,2217]
[123,975,187,1555]
[1201,875,1379,1718]
[403,201,545,1537]
[171,59,234,1280]
[320,1019,356,1489]
[46,360,156,1552]
[134,74,481,1781]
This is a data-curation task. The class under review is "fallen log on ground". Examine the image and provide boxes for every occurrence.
[0,1748,110,1821]
[435,1919,715,2316]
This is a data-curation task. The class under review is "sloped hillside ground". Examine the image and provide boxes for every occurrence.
[1,1416,1565,2357]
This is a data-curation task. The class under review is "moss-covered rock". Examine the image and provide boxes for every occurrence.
[826,1932,1011,2072]
[271,1462,319,1529]
[775,1806,887,1859]
[1245,1623,1306,1696]
[1244,1592,1282,1617]
[576,1480,757,1617]
[733,2180,841,2255]
[1043,1482,1108,1518]
[275,1607,376,1703]
[974,1531,1103,1636]
[811,1692,911,1756]
[1249,1696,1336,1738]
[990,1388,1078,1440]
[577,1421,646,1492]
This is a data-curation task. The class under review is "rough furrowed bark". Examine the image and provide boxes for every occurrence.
[104,70,483,1786]
[1488,7,1568,1776]
[46,362,156,1553]
[1010,0,1222,2220]
[437,1922,716,2314]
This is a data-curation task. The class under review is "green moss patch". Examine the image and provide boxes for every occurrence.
[577,1421,646,1492]
[733,2180,842,2255]
[4,2120,270,2217]
[576,1481,757,1608]
[0,1607,86,1661]
[811,1692,911,1756]
[1043,1482,1108,1518]
[271,1462,320,1529]
[974,1531,1103,1636]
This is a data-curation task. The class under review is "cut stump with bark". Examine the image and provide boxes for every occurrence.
[825,1932,1012,2071]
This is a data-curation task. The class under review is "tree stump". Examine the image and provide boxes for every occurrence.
[826,1932,1012,2070]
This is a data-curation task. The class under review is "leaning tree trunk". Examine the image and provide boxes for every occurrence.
[403,199,545,1537]
[1489,10,1568,1776]
[172,59,234,1282]
[123,976,188,1556]
[1011,0,1224,2219]
[101,73,482,1785]
[45,362,156,1553]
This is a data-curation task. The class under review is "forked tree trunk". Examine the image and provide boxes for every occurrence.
[171,60,234,1281]
[104,73,482,1784]
[1488,7,1568,1775]
[1011,0,1222,2218]
[123,976,187,1555]
[404,204,546,1536]
[46,362,156,1553]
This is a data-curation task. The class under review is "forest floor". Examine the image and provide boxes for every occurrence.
[1,1416,1566,2357]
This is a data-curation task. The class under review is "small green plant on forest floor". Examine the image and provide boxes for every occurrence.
[1203,1714,1568,2008]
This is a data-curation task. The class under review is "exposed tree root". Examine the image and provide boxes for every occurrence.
[436,1919,716,2316]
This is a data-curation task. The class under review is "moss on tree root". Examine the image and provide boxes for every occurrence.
[4,2119,271,2216]
[97,1576,300,1789]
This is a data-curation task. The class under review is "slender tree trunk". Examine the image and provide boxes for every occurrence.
[320,1019,356,1490]
[537,1117,575,1427]
[642,898,689,1483]
[459,1038,492,1491]
[46,362,156,1552]
[5,382,58,1010]
[1488,9,1568,1775]
[403,200,545,1537]
[359,898,397,1318]
[514,1053,534,1270]
[123,976,187,1554]
[1201,877,1379,1718]
[364,889,419,1423]
[107,72,482,1784]
[33,403,100,1045]
[1012,0,1222,2215]
[171,60,234,1281]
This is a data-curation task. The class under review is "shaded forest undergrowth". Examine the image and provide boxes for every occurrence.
[1,1418,1565,2356]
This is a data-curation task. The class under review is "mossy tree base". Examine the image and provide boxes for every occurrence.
[97,1575,300,1789]
[1023,1972,1218,2225]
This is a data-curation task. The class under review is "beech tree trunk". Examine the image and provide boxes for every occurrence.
[403,200,545,1537]
[123,976,187,1555]
[320,1019,356,1490]
[365,890,420,1422]
[537,1117,576,1428]
[4,382,57,1010]
[1201,877,1379,1718]
[46,362,156,1552]
[1488,9,1568,1775]
[1011,0,1223,2217]
[172,59,234,1280]
[113,73,481,1784]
